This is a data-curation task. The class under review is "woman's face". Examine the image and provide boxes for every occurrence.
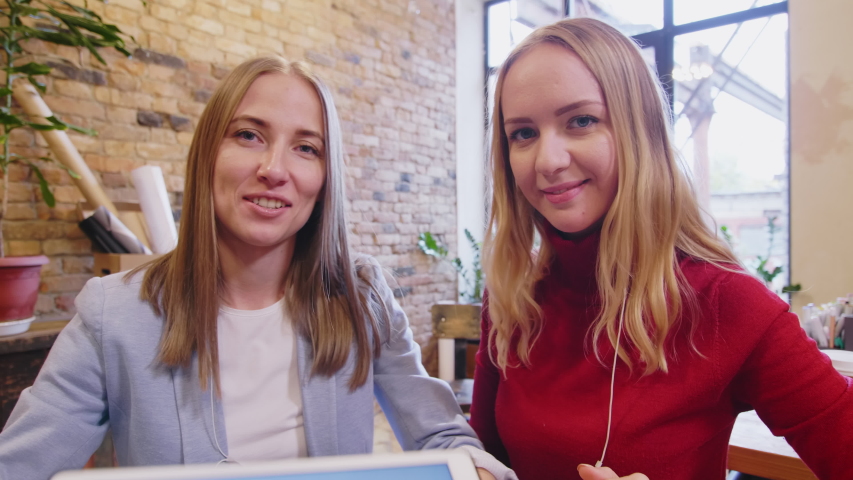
[212,72,326,255]
[502,43,618,235]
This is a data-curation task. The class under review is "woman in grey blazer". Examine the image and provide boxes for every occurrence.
[0,56,512,480]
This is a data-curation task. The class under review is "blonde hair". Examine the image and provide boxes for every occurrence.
[137,56,383,392]
[483,18,739,374]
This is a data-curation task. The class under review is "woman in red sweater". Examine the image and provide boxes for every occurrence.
[470,17,853,480]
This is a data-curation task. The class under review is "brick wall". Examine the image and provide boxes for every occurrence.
[1,0,459,372]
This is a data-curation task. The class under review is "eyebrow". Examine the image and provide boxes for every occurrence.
[229,115,325,145]
[503,99,604,126]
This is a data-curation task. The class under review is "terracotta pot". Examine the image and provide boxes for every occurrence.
[0,255,49,322]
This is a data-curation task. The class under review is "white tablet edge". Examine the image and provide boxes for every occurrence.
[51,449,480,480]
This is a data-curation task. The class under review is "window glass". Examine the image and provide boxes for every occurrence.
[488,1,534,68]
[571,0,663,35]
[675,0,784,25]
[673,14,789,292]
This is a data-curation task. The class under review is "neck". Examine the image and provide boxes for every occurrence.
[555,217,605,241]
[217,237,295,310]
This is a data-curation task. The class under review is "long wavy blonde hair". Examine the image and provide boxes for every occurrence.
[136,56,384,392]
[483,18,739,375]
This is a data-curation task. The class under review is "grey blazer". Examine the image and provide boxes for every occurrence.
[0,259,498,480]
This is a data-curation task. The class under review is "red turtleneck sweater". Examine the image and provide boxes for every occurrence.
[469,225,853,480]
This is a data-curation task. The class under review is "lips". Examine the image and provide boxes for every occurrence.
[541,179,589,204]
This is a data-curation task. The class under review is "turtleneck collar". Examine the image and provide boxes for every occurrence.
[542,220,601,295]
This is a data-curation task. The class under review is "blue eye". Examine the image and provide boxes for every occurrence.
[509,127,536,141]
[236,130,257,141]
[569,115,598,128]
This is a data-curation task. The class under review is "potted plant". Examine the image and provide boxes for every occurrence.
[418,229,483,381]
[0,0,132,334]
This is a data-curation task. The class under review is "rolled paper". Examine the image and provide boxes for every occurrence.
[131,165,178,254]
[12,80,119,216]
[92,206,152,255]
[438,337,456,382]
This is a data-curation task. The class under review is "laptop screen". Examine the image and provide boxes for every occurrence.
[178,464,453,480]
[52,450,477,480]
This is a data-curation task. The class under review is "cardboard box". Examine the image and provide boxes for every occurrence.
[93,253,162,277]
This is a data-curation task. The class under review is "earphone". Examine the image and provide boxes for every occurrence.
[595,296,627,468]
[210,385,239,465]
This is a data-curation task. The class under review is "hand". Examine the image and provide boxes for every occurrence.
[477,467,498,480]
[577,463,649,480]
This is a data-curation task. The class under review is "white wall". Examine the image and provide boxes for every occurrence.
[455,0,487,301]
[789,0,853,313]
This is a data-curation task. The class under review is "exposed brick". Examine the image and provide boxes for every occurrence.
[133,48,187,70]
[55,293,77,312]
[40,272,92,292]
[193,89,213,103]
[46,61,107,86]
[6,240,41,256]
[101,172,128,188]
[108,71,139,91]
[10,0,460,358]
[137,110,164,127]
[168,115,192,132]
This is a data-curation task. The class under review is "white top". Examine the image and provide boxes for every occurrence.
[217,299,307,462]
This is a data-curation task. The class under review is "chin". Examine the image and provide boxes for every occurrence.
[545,215,605,237]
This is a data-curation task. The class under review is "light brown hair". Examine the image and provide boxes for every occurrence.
[137,56,382,392]
[483,18,739,374]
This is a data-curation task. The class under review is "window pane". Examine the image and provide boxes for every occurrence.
[488,1,534,68]
[571,0,663,35]
[675,0,784,26]
[672,14,789,293]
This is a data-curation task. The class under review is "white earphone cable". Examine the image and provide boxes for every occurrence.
[210,385,236,465]
[595,296,627,468]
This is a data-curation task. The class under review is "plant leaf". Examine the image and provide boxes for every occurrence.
[26,29,82,47]
[68,123,97,136]
[28,162,56,207]
[26,122,63,131]
[417,232,448,259]
[27,75,47,93]
[58,1,104,21]
[0,111,25,128]
[39,156,81,179]
[9,62,52,75]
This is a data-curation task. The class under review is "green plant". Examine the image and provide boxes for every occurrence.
[755,216,782,286]
[0,0,134,257]
[720,224,733,246]
[723,218,801,295]
[417,229,483,303]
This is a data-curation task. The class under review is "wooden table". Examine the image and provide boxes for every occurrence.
[728,411,817,480]
[0,320,69,428]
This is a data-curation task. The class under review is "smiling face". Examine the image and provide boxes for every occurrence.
[502,42,619,235]
[212,72,326,256]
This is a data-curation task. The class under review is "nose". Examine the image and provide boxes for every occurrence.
[257,142,290,186]
[534,130,571,177]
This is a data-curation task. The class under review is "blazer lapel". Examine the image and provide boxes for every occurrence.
[297,333,338,456]
[171,354,227,464]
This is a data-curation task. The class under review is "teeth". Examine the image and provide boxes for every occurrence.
[251,197,285,209]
